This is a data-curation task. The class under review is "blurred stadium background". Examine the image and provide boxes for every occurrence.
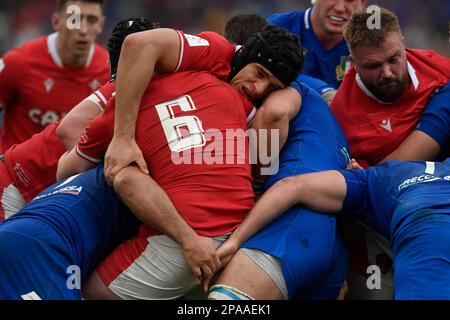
[0,0,448,56]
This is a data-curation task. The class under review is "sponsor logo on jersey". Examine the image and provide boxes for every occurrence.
[33,185,83,201]
[44,78,54,93]
[398,174,441,191]
[29,109,67,126]
[336,56,350,82]
[380,118,392,133]
[89,79,100,91]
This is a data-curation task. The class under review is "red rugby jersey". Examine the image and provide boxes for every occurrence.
[0,32,109,152]
[3,82,115,203]
[331,49,450,167]
[77,71,255,237]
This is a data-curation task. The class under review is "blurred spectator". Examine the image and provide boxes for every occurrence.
[1,1,448,56]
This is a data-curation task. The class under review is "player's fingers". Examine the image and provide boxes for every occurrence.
[105,165,118,185]
[191,265,202,278]
[212,254,221,272]
[135,157,149,175]
[201,264,214,280]
[202,274,214,294]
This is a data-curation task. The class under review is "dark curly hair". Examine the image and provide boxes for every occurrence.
[228,25,304,87]
[107,18,160,81]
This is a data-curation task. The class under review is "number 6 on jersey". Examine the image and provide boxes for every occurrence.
[156,95,206,152]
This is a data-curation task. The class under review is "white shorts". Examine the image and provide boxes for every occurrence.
[97,234,228,300]
[0,183,26,220]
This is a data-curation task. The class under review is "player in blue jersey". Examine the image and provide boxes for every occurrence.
[207,79,351,300]
[0,164,139,300]
[268,0,366,89]
[224,13,336,105]
[229,158,450,299]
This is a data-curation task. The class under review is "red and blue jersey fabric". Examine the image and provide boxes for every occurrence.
[331,49,450,168]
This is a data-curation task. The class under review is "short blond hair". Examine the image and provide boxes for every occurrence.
[344,7,401,51]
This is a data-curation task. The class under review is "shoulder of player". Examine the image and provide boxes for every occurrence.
[268,9,307,30]
[193,31,235,49]
[0,40,42,74]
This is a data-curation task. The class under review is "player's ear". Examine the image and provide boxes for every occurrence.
[51,12,63,31]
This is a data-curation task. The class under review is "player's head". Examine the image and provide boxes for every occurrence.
[225,14,268,45]
[228,26,304,102]
[312,0,366,36]
[345,7,408,103]
[107,18,160,81]
[52,1,106,62]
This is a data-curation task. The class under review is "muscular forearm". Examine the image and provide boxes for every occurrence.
[113,166,197,246]
[230,171,346,246]
[380,130,441,163]
[114,36,156,138]
[113,29,180,138]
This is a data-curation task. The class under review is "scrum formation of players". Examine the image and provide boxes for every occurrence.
[0,0,449,300]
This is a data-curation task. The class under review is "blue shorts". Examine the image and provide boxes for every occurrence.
[0,218,80,300]
[241,205,347,299]
[392,212,450,300]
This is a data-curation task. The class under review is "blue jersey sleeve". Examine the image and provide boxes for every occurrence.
[339,169,370,214]
[416,82,450,147]
[296,74,335,96]
[267,12,302,34]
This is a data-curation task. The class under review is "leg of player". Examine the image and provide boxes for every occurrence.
[209,251,284,300]
[82,272,121,300]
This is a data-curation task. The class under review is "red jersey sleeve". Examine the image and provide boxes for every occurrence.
[174,30,236,81]
[86,81,116,111]
[76,99,115,163]
[0,49,26,109]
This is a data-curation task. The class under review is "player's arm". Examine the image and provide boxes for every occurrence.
[380,82,450,163]
[205,170,348,288]
[57,106,113,180]
[380,131,441,163]
[296,74,337,105]
[56,97,103,150]
[232,171,346,245]
[56,148,96,181]
[113,166,221,283]
[250,86,300,180]
[104,28,182,183]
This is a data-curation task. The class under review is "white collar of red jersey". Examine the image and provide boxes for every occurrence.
[355,61,419,104]
[47,32,95,69]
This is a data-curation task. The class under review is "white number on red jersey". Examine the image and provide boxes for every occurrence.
[155,95,206,152]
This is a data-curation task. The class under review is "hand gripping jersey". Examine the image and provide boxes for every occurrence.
[341,159,450,299]
[268,8,350,88]
[77,71,255,237]
[0,32,110,152]
[2,81,115,204]
[331,49,450,168]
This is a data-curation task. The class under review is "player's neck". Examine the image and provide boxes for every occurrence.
[56,39,88,68]
[311,9,343,50]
